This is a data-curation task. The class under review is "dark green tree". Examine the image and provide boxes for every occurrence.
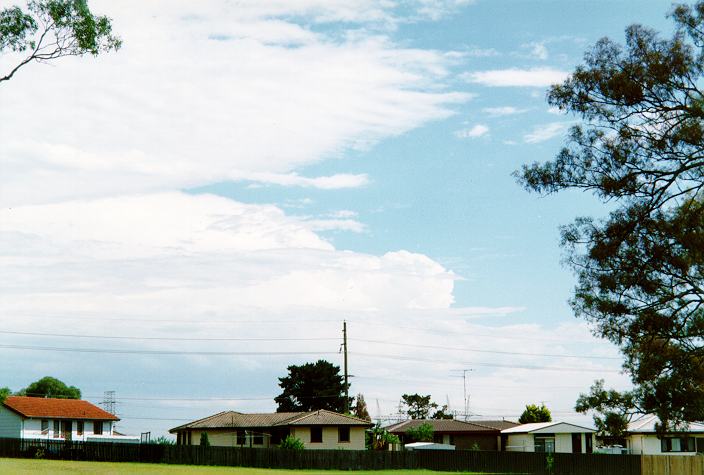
[575,380,639,439]
[405,422,434,442]
[0,387,10,404]
[519,404,552,424]
[400,394,437,419]
[274,360,351,413]
[431,404,454,420]
[0,0,121,83]
[516,1,704,431]
[18,376,81,399]
[199,432,210,447]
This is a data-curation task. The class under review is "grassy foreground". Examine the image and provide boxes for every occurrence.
[0,458,497,474]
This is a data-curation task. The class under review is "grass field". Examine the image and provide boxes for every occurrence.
[0,458,495,474]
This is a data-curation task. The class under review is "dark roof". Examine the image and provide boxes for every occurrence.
[385,419,511,434]
[3,396,119,421]
[170,410,372,433]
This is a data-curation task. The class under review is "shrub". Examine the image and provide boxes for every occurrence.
[279,435,305,450]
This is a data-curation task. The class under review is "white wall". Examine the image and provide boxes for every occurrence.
[18,418,114,441]
[291,426,365,450]
[628,434,699,456]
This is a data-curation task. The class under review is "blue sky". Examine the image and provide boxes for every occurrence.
[0,0,676,437]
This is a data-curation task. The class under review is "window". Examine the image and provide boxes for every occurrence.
[53,420,60,438]
[252,432,264,445]
[662,437,696,453]
[697,438,704,453]
[310,426,323,443]
[93,420,103,435]
[77,421,84,436]
[237,430,246,446]
[339,426,350,443]
[433,433,444,444]
[41,420,48,435]
[535,435,555,453]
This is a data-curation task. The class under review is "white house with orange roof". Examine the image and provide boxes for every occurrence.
[0,396,138,443]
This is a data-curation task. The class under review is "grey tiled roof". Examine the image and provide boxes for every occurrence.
[385,419,517,434]
[170,410,372,432]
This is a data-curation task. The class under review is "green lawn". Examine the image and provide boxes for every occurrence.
[0,458,497,474]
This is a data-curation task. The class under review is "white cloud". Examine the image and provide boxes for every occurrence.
[304,219,367,233]
[524,41,548,60]
[482,106,527,117]
[456,124,489,138]
[463,67,569,87]
[0,2,470,207]
[524,122,570,143]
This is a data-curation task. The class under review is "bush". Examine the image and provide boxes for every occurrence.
[279,435,305,450]
[405,422,433,442]
[151,436,175,445]
[199,432,210,447]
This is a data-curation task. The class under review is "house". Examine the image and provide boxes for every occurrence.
[169,409,373,450]
[405,441,455,450]
[625,415,704,455]
[0,396,137,442]
[385,419,520,450]
[501,422,596,453]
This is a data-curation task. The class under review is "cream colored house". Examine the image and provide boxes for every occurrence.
[626,415,704,455]
[170,409,372,450]
[501,422,596,454]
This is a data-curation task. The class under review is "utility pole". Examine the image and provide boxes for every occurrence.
[343,320,349,414]
[103,390,116,415]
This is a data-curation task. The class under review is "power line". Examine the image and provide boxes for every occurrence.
[0,344,337,356]
[0,330,338,342]
[351,338,621,360]
[351,352,621,373]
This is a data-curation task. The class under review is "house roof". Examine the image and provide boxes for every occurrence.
[627,415,704,434]
[170,409,372,433]
[385,419,515,434]
[501,422,595,434]
[3,396,118,421]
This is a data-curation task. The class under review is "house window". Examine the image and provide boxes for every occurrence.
[697,438,704,453]
[535,434,555,453]
[93,421,103,435]
[41,420,48,435]
[252,432,264,445]
[433,433,444,444]
[237,430,246,446]
[339,426,350,443]
[53,420,60,438]
[586,434,593,454]
[662,437,696,452]
[77,421,84,436]
[310,426,323,443]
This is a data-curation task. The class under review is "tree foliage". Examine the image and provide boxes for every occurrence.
[0,387,10,404]
[367,422,400,450]
[516,1,704,431]
[354,393,372,421]
[274,360,351,413]
[199,432,210,447]
[0,0,121,83]
[400,393,449,419]
[279,435,305,450]
[18,376,81,399]
[518,404,552,424]
[405,422,434,443]
[575,380,638,438]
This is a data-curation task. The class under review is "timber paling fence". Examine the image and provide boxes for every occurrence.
[0,437,643,475]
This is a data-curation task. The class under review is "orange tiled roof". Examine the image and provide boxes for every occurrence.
[3,396,119,421]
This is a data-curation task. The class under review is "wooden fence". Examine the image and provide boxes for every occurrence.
[0,437,643,474]
[642,455,704,475]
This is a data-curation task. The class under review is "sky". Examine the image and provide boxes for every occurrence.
[0,0,678,437]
